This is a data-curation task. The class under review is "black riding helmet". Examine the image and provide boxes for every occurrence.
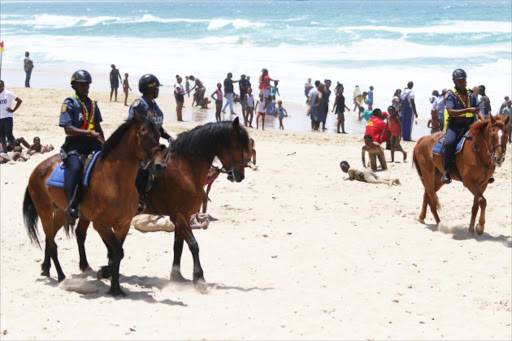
[139,74,161,94]
[452,68,467,80]
[70,70,92,84]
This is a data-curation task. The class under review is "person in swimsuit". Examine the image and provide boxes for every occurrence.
[386,106,406,163]
[109,64,122,102]
[255,92,267,130]
[332,85,351,134]
[123,73,132,106]
[245,87,255,127]
[362,134,387,171]
[211,83,223,122]
[27,136,54,155]
[275,100,288,130]
[340,161,400,186]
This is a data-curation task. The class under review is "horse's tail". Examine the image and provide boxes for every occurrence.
[23,187,41,249]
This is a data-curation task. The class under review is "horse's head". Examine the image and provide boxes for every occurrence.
[488,114,510,167]
[134,112,167,175]
[217,117,249,182]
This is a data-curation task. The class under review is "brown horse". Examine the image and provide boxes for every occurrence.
[23,113,166,296]
[74,117,249,292]
[413,114,509,235]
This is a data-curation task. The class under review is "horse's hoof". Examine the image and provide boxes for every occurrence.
[41,269,50,277]
[415,217,425,224]
[194,280,208,294]
[468,226,475,235]
[476,224,484,235]
[108,287,126,297]
[80,265,92,273]
[97,266,112,280]
[58,275,66,282]
[170,270,187,282]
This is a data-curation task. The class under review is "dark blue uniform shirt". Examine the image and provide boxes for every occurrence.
[59,96,103,128]
[128,96,164,127]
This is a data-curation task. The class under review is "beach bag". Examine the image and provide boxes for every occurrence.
[399,90,411,112]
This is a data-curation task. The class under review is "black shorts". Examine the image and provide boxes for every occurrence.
[175,93,184,103]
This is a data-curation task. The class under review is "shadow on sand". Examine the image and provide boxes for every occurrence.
[421,222,511,248]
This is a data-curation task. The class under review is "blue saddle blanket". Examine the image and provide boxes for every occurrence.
[46,151,101,188]
[432,131,468,156]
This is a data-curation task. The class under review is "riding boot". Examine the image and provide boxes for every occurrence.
[135,166,149,215]
[65,186,80,221]
[441,168,452,184]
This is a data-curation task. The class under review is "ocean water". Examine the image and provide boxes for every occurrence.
[1,0,511,137]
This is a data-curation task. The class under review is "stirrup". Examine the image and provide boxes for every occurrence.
[441,172,452,184]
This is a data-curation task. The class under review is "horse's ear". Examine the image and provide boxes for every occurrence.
[489,113,495,124]
[504,115,510,127]
[233,116,240,131]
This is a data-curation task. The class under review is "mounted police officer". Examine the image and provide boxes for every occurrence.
[441,68,482,184]
[59,70,104,221]
[128,74,172,212]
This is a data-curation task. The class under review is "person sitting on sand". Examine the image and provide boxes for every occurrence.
[362,134,387,171]
[27,136,54,155]
[0,150,28,163]
[340,160,400,186]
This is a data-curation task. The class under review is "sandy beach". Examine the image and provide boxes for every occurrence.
[0,87,511,340]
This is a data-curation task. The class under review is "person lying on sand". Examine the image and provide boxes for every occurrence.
[340,160,400,186]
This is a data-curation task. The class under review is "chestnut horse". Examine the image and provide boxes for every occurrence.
[413,114,509,235]
[23,113,166,296]
[74,118,249,292]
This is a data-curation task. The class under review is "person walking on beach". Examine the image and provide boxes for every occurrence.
[400,81,418,141]
[174,75,185,121]
[245,87,255,127]
[0,80,23,154]
[185,76,191,98]
[123,73,132,106]
[304,78,313,104]
[309,83,324,131]
[211,83,223,122]
[332,85,350,134]
[441,69,481,184]
[23,52,34,88]
[239,74,251,120]
[499,96,510,114]
[221,72,238,115]
[275,100,288,130]
[59,70,105,222]
[109,64,122,102]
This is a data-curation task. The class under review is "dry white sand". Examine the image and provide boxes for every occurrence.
[1,87,511,340]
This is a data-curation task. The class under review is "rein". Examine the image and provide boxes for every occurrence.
[468,127,496,185]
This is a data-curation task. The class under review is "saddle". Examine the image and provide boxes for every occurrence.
[46,151,102,188]
[432,131,469,156]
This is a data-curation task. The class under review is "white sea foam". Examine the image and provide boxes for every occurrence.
[207,18,266,30]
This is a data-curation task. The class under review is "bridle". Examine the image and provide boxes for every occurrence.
[469,124,506,185]
[211,138,245,181]
[137,122,160,168]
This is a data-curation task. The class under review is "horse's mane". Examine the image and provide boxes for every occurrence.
[171,120,249,160]
[468,119,489,137]
[101,116,158,160]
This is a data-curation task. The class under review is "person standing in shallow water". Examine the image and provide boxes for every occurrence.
[174,75,185,121]
[24,51,34,88]
[109,64,122,102]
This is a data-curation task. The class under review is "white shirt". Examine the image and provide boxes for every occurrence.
[0,90,17,119]
[174,83,184,95]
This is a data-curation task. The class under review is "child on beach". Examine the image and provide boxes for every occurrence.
[275,100,288,130]
[362,134,387,171]
[427,110,441,134]
[266,96,276,116]
[123,73,132,106]
[271,81,280,99]
[27,136,54,156]
[244,88,255,127]
[255,93,267,130]
[211,83,223,122]
[332,86,351,133]
[340,161,400,186]
[386,106,407,163]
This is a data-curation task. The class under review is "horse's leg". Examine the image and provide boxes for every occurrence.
[170,234,186,282]
[38,208,66,281]
[468,196,479,235]
[174,213,206,292]
[429,171,444,225]
[41,238,51,277]
[93,222,125,296]
[464,182,487,235]
[75,219,92,272]
[418,191,428,223]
